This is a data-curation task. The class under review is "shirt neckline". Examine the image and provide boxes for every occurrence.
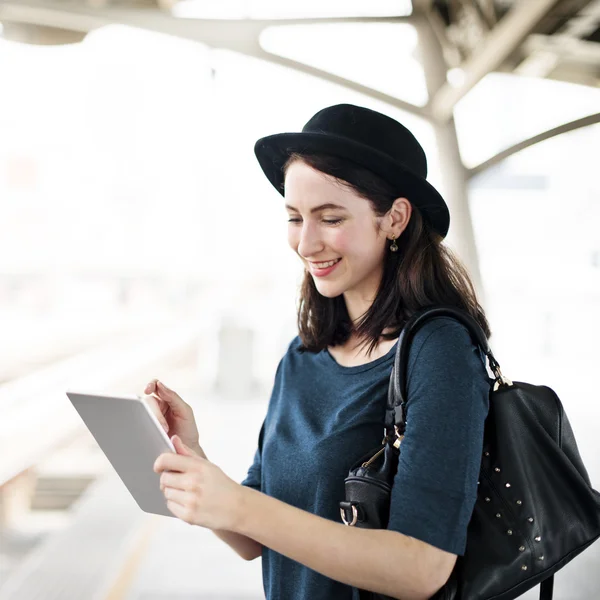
[323,339,399,374]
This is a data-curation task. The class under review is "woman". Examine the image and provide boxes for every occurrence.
[150,103,492,600]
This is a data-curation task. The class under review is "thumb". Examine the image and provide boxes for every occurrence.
[171,435,193,456]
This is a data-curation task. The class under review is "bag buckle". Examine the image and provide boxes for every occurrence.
[488,355,513,390]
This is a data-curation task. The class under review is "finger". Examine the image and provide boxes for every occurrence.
[147,393,168,416]
[156,381,183,405]
[166,499,188,521]
[157,380,172,393]
[144,379,158,395]
[172,435,195,457]
[154,382,191,418]
[160,471,189,491]
[162,486,190,505]
[154,452,192,473]
[142,382,167,411]
[142,395,170,433]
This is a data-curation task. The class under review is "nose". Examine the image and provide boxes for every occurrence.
[296,221,324,260]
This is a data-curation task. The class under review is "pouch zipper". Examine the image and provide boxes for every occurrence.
[362,445,386,468]
[361,435,404,468]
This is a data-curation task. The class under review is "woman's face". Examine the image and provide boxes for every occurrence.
[284,160,405,308]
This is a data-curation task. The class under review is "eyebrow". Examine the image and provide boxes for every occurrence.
[285,203,349,214]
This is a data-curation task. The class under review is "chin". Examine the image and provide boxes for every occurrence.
[316,289,341,299]
[313,282,346,298]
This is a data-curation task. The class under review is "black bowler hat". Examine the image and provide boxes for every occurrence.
[254,103,450,239]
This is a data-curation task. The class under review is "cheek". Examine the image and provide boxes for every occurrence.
[287,230,298,250]
[287,228,351,251]
[331,231,353,255]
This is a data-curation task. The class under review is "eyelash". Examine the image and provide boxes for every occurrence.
[287,219,343,225]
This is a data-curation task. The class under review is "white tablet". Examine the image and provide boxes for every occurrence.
[66,390,176,518]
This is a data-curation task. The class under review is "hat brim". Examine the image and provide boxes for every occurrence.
[254,131,450,239]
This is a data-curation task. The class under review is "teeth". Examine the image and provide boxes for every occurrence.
[314,258,340,269]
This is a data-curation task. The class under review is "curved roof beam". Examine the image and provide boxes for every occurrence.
[467,112,600,179]
[0,1,427,118]
[250,50,430,118]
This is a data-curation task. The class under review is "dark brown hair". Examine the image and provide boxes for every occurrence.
[283,152,491,358]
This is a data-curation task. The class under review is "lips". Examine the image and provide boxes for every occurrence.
[310,257,342,277]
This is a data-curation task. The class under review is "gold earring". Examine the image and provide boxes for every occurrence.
[390,234,398,252]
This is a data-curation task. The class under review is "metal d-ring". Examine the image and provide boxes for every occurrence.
[340,505,358,526]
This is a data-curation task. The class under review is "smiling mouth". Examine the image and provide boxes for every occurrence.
[310,258,342,268]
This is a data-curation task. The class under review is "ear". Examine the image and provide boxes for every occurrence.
[389,197,412,232]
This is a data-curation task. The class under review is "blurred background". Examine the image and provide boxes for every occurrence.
[0,0,599,598]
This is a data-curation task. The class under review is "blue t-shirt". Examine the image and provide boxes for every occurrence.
[241,316,492,600]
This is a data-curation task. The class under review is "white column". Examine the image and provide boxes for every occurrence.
[415,15,486,306]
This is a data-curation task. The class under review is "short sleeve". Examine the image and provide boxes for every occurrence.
[386,317,491,556]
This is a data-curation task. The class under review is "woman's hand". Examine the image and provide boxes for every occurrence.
[142,379,206,459]
[155,435,244,531]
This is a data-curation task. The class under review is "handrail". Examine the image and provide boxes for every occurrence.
[0,322,202,487]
